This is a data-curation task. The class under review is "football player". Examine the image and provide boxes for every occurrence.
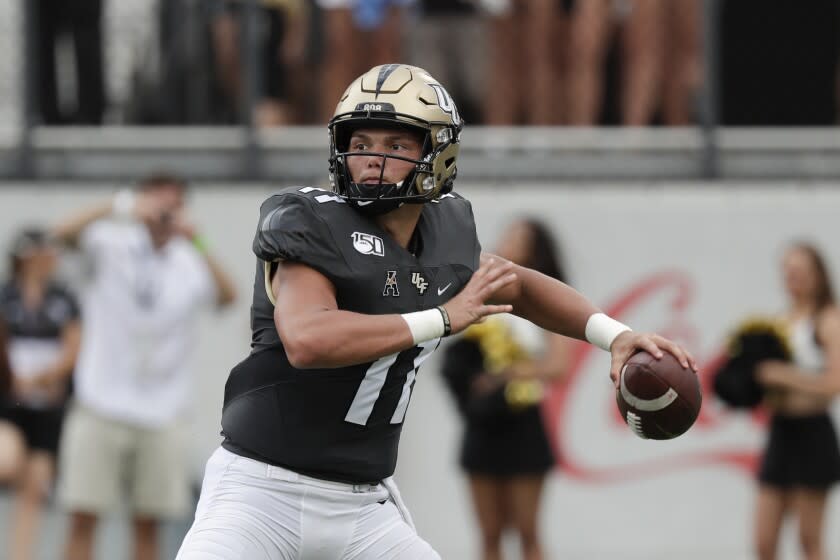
[176,64,697,560]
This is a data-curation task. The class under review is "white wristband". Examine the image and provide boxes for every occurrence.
[112,189,136,219]
[402,309,446,345]
[585,313,631,352]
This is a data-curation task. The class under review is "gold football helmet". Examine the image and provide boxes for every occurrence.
[328,64,463,215]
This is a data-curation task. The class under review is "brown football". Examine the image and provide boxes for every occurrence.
[616,351,702,440]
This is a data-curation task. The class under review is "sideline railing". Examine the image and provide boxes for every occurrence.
[2,127,840,183]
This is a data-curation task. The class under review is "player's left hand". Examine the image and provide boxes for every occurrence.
[608,331,698,388]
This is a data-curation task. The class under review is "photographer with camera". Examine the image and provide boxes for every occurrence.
[51,173,236,560]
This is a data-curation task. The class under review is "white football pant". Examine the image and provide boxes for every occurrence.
[176,447,441,560]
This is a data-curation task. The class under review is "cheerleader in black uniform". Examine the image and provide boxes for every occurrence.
[441,219,570,560]
[753,243,840,560]
[0,228,81,560]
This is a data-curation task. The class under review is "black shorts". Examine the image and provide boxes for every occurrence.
[460,406,555,477]
[0,403,65,454]
[758,413,840,489]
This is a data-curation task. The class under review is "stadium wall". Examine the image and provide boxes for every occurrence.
[1,182,838,560]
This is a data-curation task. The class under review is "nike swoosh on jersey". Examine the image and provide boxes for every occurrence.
[437,283,452,296]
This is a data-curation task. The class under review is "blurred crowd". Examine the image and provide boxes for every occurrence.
[29,0,840,128]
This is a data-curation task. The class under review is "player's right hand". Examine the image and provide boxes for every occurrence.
[608,331,697,389]
[442,257,516,335]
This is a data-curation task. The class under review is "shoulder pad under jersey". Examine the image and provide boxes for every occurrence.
[252,187,347,276]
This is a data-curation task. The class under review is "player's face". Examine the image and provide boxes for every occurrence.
[346,129,424,185]
[494,221,534,267]
[782,247,819,303]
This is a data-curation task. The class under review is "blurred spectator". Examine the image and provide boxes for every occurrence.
[753,243,840,560]
[720,0,839,125]
[124,0,210,125]
[409,0,485,125]
[0,321,13,478]
[50,174,237,560]
[211,0,309,126]
[441,219,570,560]
[484,0,573,125]
[567,0,666,125]
[0,228,81,560]
[0,319,9,397]
[661,0,701,125]
[317,0,415,123]
[35,0,106,124]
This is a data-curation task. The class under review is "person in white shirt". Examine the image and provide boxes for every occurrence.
[51,173,237,560]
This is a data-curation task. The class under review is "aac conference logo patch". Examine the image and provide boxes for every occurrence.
[383,271,400,297]
[352,232,384,257]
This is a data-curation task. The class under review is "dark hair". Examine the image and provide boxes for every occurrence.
[8,227,53,280]
[0,320,10,398]
[137,172,188,193]
[521,219,567,284]
[789,242,835,311]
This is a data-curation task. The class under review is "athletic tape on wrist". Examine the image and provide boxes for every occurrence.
[585,312,631,352]
[401,309,446,345]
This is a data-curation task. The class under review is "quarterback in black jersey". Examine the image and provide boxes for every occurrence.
[177,64,697,560]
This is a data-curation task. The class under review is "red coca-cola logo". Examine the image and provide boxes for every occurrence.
[542,270,767,483]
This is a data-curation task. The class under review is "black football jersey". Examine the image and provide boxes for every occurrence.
[222,186,481,483]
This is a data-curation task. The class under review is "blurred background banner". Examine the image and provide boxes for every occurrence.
[1,182,839,559]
